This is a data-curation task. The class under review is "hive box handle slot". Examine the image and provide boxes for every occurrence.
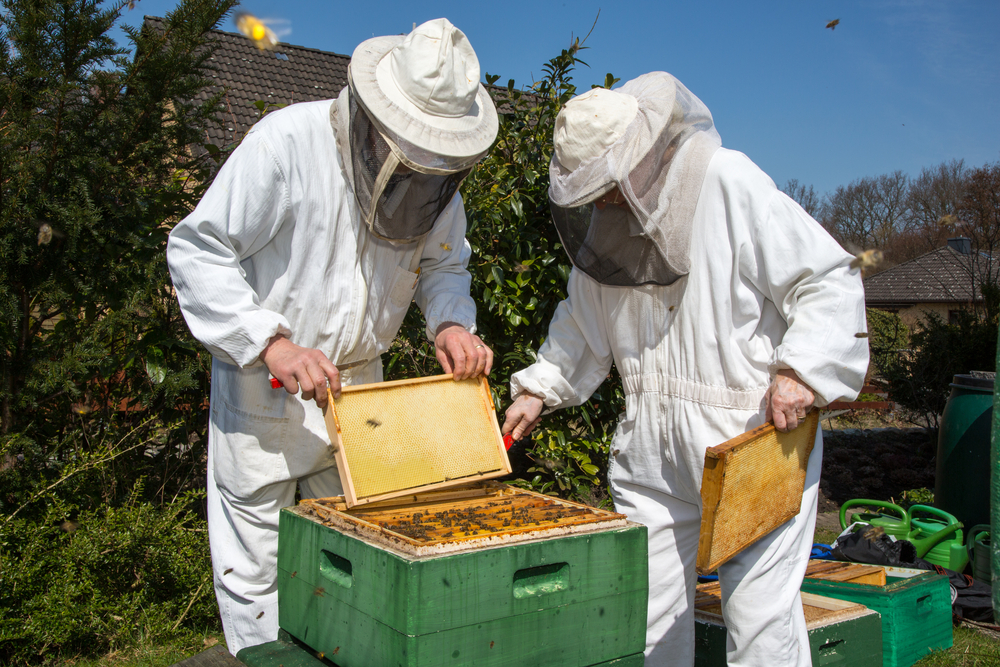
[319,550,353,589]
[817,639,845,665]
[512,562,569,598]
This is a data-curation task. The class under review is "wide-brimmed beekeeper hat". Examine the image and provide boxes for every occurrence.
[547,72,721,286]
[348,18,498,163]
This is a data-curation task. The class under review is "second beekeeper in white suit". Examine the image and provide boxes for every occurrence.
[167,19,498,655]
[502,73,869,666]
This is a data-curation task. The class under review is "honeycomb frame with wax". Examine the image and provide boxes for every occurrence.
[324,374,511,508]
[696,411,819,574]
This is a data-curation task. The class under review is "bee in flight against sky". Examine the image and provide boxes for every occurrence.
[826,19,840,31]
[849,249,883,272]
[235,12,278,50]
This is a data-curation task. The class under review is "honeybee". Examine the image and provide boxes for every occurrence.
[826,19,840,31]
[849,249,883,272]
[235,12,278,50]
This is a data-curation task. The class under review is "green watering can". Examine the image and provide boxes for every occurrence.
[967,524,992,584]
[908,505,968,571]
[839,499,911,539]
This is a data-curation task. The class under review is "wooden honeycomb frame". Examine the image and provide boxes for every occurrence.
[697,412,819,574]
[324,374,512,508]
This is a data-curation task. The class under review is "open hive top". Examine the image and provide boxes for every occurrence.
[695,580,871,627]
[294,481,629,557]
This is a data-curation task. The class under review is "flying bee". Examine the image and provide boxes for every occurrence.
[439,242,452,251]
[826,19,840,31]
[937,213,957,227]
[849,249,883,272]
[235,12,278,50]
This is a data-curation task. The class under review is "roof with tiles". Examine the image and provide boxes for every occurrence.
[144,16,349,147]
[145,16,534,151]
[863,240,995,307]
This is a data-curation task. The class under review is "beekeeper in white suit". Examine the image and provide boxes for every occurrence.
[502,73,868,666]
[167,19,498,655]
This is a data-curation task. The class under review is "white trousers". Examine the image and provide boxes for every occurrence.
[206,454,343,656]
[612,434,821,667]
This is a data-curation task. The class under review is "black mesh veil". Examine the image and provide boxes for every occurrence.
[550,199,684,287]
[348,94,472,242]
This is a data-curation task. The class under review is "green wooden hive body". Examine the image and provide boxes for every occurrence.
[800,569,953,667]
[236,630,644,667]
[694,605,883,667]
[276,506,648,667]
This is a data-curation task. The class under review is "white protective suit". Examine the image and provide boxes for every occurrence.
[511,148,868,666]
[167,99,479,653]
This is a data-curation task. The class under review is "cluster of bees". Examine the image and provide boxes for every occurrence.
[373,498,589,542]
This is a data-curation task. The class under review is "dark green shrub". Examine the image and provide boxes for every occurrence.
[882,309,997,427]
[0,484,215,666]
[866,308,909,380]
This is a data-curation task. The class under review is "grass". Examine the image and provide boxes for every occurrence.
[64,632,226,667]
[914,625,1000,666]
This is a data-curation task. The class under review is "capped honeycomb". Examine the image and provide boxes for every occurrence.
[697,411,819,574]
[325,375,511,507]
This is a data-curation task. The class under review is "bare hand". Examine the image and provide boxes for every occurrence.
[765,368,816,432]
[260,335,341,407]
[502,393,545,441]
[434,322,493,380]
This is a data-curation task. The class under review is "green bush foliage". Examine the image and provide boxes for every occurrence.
[882,309,997,427]
[866,308,909,380]
[0,0,236,663]
[0,485,215,666]
[383,45,624,506]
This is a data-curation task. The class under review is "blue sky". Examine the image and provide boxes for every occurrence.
[119,0,999,198]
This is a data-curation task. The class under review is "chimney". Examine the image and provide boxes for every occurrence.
[948,237,972,254]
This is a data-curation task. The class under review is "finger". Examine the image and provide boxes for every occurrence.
[483,344,494,376]
[436,347,455,375]
[308,365,330,408]
[319,360,341,400]
[471,342,488,378]
[512,415,532,440]
[280,377,300,396]
[448,342,469,380]
[772,405,788,432]
[777,408,798,433]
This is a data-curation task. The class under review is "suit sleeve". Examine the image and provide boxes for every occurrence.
[166,130,293,368]
[745,190,869,406]
[510,270,615,410]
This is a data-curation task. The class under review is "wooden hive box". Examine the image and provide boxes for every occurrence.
[801,564,953,667]
[277,481,648,667]
[697,412,819,574]
[694,581,883,667]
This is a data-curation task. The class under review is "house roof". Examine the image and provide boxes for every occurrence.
[144,16,349,147]
[863,245,989,307]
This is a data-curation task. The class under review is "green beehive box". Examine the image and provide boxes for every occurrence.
[694,588,883,667]
[237,630,645,667]
[800,565,953,667]
[276,484,648,667]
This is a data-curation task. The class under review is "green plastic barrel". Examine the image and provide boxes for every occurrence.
[936,374,993,529]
